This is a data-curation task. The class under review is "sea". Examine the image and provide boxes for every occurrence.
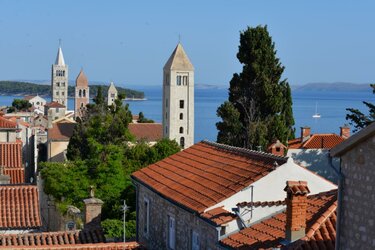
[1,87,374,143]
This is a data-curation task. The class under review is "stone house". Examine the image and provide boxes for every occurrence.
[330,122,375,249]
[24,95,47,112]
[131,140,337,250]
[47,120,76,162]
[44,101,66,128]
[128,123,163,146]
[0,115,17,142]
[286,126,349,183]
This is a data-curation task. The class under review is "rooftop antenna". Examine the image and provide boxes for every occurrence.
[59,38,62,47]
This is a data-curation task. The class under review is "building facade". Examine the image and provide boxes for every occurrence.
[51,46,68,106]
[331,122,375,249]
[162,43,194,149]
[74,69,89,118]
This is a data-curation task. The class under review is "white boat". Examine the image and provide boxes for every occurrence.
[312,103,321,118]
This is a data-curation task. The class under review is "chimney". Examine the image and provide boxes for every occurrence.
[83,186,104,231]
[340,125,350,139]
[268,140,287,157]
[0,166,10,185]
[300,127,311,142]
[284,180,310,243]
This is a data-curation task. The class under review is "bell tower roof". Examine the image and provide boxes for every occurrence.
[163,43,194,71]
[75,69,88,87]
[55,46,66,66]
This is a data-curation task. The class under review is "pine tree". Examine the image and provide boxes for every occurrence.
[217,25,295,150]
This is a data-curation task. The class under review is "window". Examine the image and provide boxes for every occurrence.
[176,75,182,86]
[79,89,82,97]
[179,127,183,134]
[56,108,59,112]
[220,226,226,236]
[62,82,65,87]
[83,89,86,97]
[180,113,183,120]
[81,103,84,108]
[165,126,168,134]
[183,76,188,86]
[168,216,176,249]
[180,100,184,109]
[62,91,65,96]
[36,102,40,105]
[180,137,185,149]
[144,199,150,235]
[111,93,115,98]
[62,70,65,76]
[166,98,168,108]
[192,231,200,250]
[56,91,59,96]
[57,82,60,87]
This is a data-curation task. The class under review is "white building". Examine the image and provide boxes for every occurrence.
[163,43,194,149]
[51,46,68,106]
[107,82,118,106]
[24,95,47,112]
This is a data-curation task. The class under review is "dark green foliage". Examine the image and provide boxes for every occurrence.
[8,99,32,112]
[101,216,136,240]
[217,26,295,150]
[43,94,180,240]
[346,84,375,131]
[0,81,144,99]
[137,112,154,123]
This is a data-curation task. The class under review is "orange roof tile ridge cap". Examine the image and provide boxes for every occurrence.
[201,140,288,163]
[304,202,337,240]
[307,189,338,199]
[237,199,286,208]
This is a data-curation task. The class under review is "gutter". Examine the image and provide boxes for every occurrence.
[328,154,343,250]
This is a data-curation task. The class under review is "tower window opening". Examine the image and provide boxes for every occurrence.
[179,100,184,109]
[180,113,183,120]
[176,75,182,86]
[183,76,188,85]
[83,89,86,97]
[57,82,60,87]
[179,127,183,134]
[79,89,82,97]
[180,137,185,149]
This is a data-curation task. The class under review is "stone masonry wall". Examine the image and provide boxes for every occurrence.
[339,135,375,249]
[137,183,221,250]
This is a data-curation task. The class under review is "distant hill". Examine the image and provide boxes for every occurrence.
[0,81,144,99]
[292,82,372,92]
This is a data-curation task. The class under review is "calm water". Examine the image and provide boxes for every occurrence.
[1,88,374,142]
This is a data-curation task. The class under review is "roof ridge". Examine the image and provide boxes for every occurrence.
[307,189,337,199]
[202,140,288,163]
[237,200,286,208]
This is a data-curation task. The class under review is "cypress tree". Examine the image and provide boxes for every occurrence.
[217,25,295,150]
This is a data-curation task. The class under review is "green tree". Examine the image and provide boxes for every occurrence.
[137,112,154,123]
[346,84,375,132]
[217,25,295,150]
[8,99,32,112]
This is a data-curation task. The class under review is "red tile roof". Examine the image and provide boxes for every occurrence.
[6,117,30,128]
[0,142,24,184]
[288,134,345,149]
[0,185,41,229]
[48,123,76,141]
[220,189,337,249]
[2,242,143,249]
[23,95,36,101]
[0,116,17,129]
[132,141,287,214]
[201,206,237,226]
[45,101,66,108]
[128,123,163,142]
[237,200,285,208]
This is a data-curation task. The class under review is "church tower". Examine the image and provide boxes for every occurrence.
[107,82,118,106]
[74,69,89,118]
[163,43,194,149]
[51,45,69,106]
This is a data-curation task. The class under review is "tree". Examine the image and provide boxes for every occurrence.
[8,99,32,113]
[137,112,154,123]
[346,84,375,131]
[216,25,295,150]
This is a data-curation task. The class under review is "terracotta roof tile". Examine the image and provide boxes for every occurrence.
[48,123,76,141]
[45,101,66,108]
[2,242,143,249]
[237,200,286,208]
[284,181,311,195]
[6,117,30,128]
[0,142,24,184]
[128,123,163,142]
[220,189,337,249]
[0,185,41,229]
[201,206,237,225]
[288,134,345,150]
[0,116,17,129]
[132,141,287,213]
[23,95,36,101]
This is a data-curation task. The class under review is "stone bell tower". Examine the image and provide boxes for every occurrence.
[51,44,69,106]
[74,69,89,118]
[163,43,194,149]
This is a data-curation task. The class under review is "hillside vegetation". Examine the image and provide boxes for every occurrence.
[0,81,144,99]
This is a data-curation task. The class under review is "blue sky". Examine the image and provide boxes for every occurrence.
[0,0,374,87]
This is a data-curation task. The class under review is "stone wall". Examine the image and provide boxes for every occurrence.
[339,135,375,249]
[136,183,221,250]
